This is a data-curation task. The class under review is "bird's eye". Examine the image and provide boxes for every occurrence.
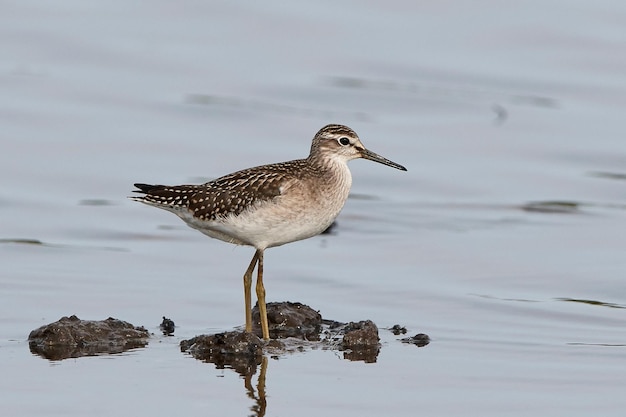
[338,137,350,146]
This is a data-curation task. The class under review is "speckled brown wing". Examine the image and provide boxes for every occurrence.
[133,159,308,221]
[188,161,307,221]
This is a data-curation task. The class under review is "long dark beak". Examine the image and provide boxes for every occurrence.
[360,148,407,171]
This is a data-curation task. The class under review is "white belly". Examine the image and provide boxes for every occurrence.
[180,169,351,249]
[181,193,342,249]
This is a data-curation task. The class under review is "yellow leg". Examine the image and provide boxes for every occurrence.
[243,251,259,333]
[243,355,267,416]
[255,250,269,340]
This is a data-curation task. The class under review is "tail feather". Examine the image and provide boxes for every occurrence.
[129,183,199,210]
[133,183,162,194]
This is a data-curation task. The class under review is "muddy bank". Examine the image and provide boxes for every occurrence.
[181,301,391,365]
[28,315,149,360]
[28,303,428,363]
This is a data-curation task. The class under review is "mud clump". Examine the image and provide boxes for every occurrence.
[389,324,407,335]
[28,315,149,360]
[400,333,431,347]
[342,320,379,348]
[181,302,388,364]
[251,301,322,340]
[337,320,380,363]
[180,331,265,375]
[160,316,175,335]
[181,301,319,365]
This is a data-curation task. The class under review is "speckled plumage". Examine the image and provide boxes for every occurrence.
[131,124,406,340]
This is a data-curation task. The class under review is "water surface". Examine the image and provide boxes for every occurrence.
[1,1,625,416]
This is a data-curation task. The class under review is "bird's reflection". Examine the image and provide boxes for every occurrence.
[182,332,381,416]
[218,346,379,416]
[177,308,429,415]
[244,355,267,417]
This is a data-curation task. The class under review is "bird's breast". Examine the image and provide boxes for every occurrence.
[195,163,353,250]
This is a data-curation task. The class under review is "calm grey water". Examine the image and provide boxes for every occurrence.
[2,1,625,416]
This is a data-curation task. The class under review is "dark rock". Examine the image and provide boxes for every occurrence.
[340,320,380,363]
[251,301,322,340]
[160,316,175,335]
[389,324,407,335]
[28,315,149,360]
[181,303,431,366]
[401,333,431,347]
[343,320,380,348]
[180,331,265,375]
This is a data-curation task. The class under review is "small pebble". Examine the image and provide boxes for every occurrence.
[160,316,175,335]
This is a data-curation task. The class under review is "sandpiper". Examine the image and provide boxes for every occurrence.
[131,124,406,340]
